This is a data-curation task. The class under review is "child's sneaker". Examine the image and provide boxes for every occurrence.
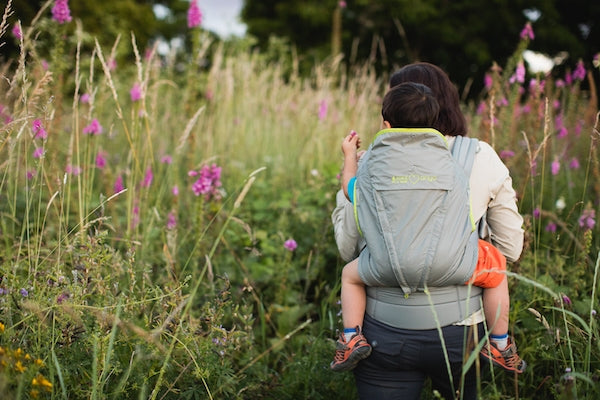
[481,336,526,373]
[330,326,372,372]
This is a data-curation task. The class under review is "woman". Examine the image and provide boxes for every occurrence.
[331,62,524,399]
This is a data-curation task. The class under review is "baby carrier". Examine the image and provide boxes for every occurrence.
[353,128,480,295]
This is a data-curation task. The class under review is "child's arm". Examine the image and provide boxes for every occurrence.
[341,131,361,201]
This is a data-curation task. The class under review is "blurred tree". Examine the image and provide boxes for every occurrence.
[0,0,182,58]
[241,0,600,96]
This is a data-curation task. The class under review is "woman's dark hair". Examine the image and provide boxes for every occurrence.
[382,82,439,129]
[389,62,467,136]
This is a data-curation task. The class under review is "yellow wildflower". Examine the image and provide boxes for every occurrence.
[34,358,45,367]
[0,322,4,333]
[32,374,53,391]
[30,389,39,399]
[15,360,26,373]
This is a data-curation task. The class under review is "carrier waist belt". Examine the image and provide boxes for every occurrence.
[365,285,482,330]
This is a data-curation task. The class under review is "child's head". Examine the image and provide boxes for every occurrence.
[389,62,466,136]
[381,82,440,129]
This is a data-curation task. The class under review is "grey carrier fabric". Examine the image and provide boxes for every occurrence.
[353,129,482,329]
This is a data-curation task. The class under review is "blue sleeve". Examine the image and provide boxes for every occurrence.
[348,177,356,204]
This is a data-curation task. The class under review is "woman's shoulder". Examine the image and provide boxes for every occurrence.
[471,138,511,180]
[475,139,496,153]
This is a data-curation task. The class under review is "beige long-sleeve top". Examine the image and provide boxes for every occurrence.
[332,136,524,264]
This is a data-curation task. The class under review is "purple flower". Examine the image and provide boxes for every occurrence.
[284,239,298,252]
[83,118,103,135]
[557,126,568,138]
[52,0,72,24]
[565,70,573,86]
[172,185,179,196]
[33,147,44,158]
[530,159,537,176]
[551,160,560,176]
[339,1,347,8]
[80,93,90,103]
[187,0,202,28]
[190,164,222,200]
[0,105,12,124]
[476,102,486,115]
[131,205,140,229]
[114,175,125,193]
[496,97,509,107]
[569,158,580,169]
[65,165,82,176]
[562,294,572,306]
[57,292,70,304]
[499,150,515,159]
[141,168,153,188]
[484,73,493,90]
[572,60,586,81]
[161,155,173,164]
[32,119,48,139]
[318,99,328,121]
[529,78,545,95]
[578,209,596,230]
[20,288,29,297]
[533,208,541,219]
[520,22,535,40]
[167,211,177,230]
[575,121,583,136]
[545,222,557,233]
[510,61,526,84]
[95,151,107,169]
[130,83,142,102]
[12,24,22,40]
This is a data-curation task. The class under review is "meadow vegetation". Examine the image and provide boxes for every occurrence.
[0,1,599,399]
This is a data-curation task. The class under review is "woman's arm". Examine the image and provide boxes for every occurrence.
[332,189,361,262]
[470,141,524,262]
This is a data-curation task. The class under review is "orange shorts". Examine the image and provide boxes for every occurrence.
[464,239,506,288]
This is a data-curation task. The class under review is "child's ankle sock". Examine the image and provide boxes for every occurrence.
[343,327,357,342]
[490,333,509,350]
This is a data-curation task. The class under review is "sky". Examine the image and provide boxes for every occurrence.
[154,0,247,38]
[200,0,247,38]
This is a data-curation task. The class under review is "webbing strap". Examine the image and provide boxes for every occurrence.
[451,136,479,177]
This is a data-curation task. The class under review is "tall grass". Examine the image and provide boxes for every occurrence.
[1,2,599,399]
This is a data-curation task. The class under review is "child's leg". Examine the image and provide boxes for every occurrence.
[340,258,367,333]
[482,276,509,337]
[331,258,372,372]
[468,240,525,372]
[467,240,510,347]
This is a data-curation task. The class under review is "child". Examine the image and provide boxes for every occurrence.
[330,82,526,374]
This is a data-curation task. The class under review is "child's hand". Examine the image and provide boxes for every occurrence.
[342,130,361,156]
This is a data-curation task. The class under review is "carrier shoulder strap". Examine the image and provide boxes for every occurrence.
[451,136,479,177]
